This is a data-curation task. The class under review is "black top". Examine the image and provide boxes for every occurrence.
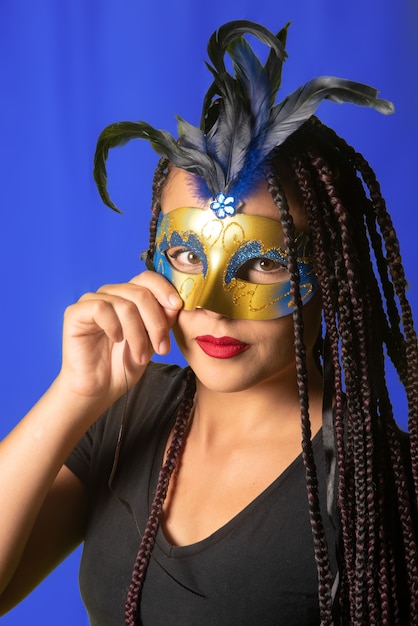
[66,362,338,625]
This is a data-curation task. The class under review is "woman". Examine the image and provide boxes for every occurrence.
[0,20,416,625]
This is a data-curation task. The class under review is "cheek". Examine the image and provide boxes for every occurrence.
[260,316,295,359]
[172,311,190,354]
[257,295,322,361]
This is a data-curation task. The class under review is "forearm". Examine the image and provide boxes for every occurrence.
[0,272,181,597]
[0,377,102,595]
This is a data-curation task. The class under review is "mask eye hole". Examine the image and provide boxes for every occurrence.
[235,257,290,284]
[166,246,204,274]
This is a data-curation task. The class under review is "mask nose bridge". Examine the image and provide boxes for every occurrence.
[193,246,231,314]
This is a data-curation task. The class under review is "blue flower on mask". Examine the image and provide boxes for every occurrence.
[210,193,236,219]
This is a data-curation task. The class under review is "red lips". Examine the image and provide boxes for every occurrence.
[195,335,250,359]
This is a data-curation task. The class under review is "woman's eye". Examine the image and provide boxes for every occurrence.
[256,258,278,272]
[236,257,289,284]
[166,247,203,274]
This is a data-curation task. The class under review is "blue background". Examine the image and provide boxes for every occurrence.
[1,1,417,623]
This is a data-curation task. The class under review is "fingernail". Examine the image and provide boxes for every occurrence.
[158,339,169,354]
[139,352,150,365]
[168,294,182,308]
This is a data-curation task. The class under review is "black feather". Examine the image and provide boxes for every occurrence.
[93,20,394,213]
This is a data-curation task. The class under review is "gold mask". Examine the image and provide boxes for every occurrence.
[153,207,318,320]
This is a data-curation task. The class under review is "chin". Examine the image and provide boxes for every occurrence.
[185,353,278,395]
[197,375,256,394]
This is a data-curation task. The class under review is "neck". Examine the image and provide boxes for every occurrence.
[190,355,323,447]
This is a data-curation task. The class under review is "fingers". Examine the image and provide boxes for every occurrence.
[76,271,183,364]
[65,298,124,344]
[129,271,182,313]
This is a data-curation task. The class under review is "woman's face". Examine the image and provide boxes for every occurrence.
[159,168,322,393]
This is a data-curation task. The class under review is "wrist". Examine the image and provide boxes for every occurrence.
[45,376,113,433]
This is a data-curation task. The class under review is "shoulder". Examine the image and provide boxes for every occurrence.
[66,362,189,483]
[97,361,189,438]
[119,361,189,419]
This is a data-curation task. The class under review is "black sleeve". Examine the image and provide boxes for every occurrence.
[65,426,95,486]
[64,362,187,486]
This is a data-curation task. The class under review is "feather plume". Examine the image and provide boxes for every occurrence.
[93,20,394,213]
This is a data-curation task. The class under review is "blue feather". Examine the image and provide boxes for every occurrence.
[93,20,394,214]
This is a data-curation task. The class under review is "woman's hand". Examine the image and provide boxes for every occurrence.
[0,271,182,605]
[58,271,183,406]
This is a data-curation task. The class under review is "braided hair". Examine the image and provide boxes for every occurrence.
[124,116,418,625]
[277,116,418,623]
[124,367,196,626]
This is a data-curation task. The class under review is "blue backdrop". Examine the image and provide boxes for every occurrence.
[1,1,417,623]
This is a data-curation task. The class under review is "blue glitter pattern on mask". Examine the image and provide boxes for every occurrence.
[225,241,287,285]
[159,232,208,277]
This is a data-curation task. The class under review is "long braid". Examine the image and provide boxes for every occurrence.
[354,154,418,487]
[310,121,418,482]
[279,117,418,623]
[148,156,170,257]
[267,169,334,623]
[313,153,380,622]
[354,153,418,619]
[124,368,196,626]
[322,143,406,622]
[297,150,376,622]
[310,121,418,619]
[291,154,354,621]
[124,158,191,625]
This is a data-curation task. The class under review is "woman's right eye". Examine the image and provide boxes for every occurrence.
[166,247,204,274]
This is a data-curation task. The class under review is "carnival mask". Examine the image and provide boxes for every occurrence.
[153,207,318,320]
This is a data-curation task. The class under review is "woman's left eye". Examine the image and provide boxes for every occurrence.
[255,258,280,272]
[235,257,289,284]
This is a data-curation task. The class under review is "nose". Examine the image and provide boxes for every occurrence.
[200,307,228,320]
